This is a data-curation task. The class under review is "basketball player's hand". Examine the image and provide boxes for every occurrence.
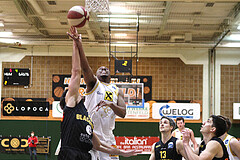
[120,149,142,157]
[67,26,81,41]
[182,129,191,145]
[96,100,112,111]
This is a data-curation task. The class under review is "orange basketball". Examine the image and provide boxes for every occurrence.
[26,99,33,101]
[54,87,64,98]
[144,86,150,94]
[143,78,148,83]
[53,76,60,83]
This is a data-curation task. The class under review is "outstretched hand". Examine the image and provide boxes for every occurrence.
[67,26,81,41]
[182,129,191,145]
[120,149,142,157]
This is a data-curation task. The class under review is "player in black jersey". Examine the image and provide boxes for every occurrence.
[58,27,141,160]
[182,115,229,160]
[149,116,187,160]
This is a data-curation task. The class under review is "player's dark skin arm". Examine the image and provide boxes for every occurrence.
[97,89,126,118]
[68,27,126,118]
[67,27,96,93]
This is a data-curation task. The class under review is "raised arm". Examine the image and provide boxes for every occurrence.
[182,130,221,160]
[92,132,141,157]
[230,138,240,158]
[65,38,81,107]
[176,140,188,159]
[67,27,96,92]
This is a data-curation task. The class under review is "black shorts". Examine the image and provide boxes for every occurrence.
[58,147,91,160]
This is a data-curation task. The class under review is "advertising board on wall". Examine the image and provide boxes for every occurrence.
[0,136,50,154]
[52,75,152,101]
[2,101,49,117]
[152,103,200,120]
[115,136,159,154]
[233,103,240,120]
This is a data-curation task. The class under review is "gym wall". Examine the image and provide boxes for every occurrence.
[1,55,240,160]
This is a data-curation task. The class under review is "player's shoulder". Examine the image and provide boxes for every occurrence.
[229,136,239,145]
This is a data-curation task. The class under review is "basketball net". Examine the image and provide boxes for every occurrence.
[85,0,109,12]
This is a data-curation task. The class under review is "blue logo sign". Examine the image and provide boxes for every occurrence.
[159,104,193,119]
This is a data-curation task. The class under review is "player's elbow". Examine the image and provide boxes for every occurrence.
[118,110,126,118]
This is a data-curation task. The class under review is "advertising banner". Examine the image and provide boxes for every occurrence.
[52,101,62,118]
[233,103,240,119]
[52,75,152,101]
[117,103,149,119]
[115,136,159,154]
[0,136,50,154]
[152,103,200,120]
[2,101,49,116]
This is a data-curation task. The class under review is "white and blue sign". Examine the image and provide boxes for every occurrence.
[52,101,63,118]
[233,103,240,120]
[152,103,200,120]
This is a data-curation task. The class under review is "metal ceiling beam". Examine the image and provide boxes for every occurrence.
[228,3,240,29]
[110,0,239,2]
[89,12,104,39]
[158,1,172,37]
[13,0,49,37]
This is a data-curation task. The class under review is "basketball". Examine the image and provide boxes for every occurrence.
[67,6,89,28]
[54,87,64,98]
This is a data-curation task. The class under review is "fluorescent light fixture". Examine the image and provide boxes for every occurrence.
[114,33,127,37]
[222,43,240,47]
[113,43,134,47]
[97,15,162,18]
[0,21,4,27]
[227,34,240,40]
[110,6,132,14]
[102,18,137,23]
[0,38,18,44]
[98,15,137,18]
[0,31,13,37]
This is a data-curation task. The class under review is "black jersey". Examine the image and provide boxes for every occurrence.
[58,99,93,160]
[198,140,206,156]
[198,137,229,160]
[154,136,182,160]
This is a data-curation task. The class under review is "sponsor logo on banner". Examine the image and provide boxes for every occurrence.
[3,101,49,116]
[115,136,159,154]
[52,101,63,118]
[152,103,200,120]
[0,136,50,154]
[52,75,152,101]
[117,103,149,119]
[233,103,240,119]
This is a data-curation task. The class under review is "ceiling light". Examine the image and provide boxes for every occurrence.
[102,18,137,23]
[0,38,18,44]
[97,15,162,18]
[237,25,240,30]
[114,33,127,37]
[0,31,13,37]
[222,43,240,47]
[227,34,240,41]
[0,21,4,27]
[98,15,138,18]
[109,6,132,14]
